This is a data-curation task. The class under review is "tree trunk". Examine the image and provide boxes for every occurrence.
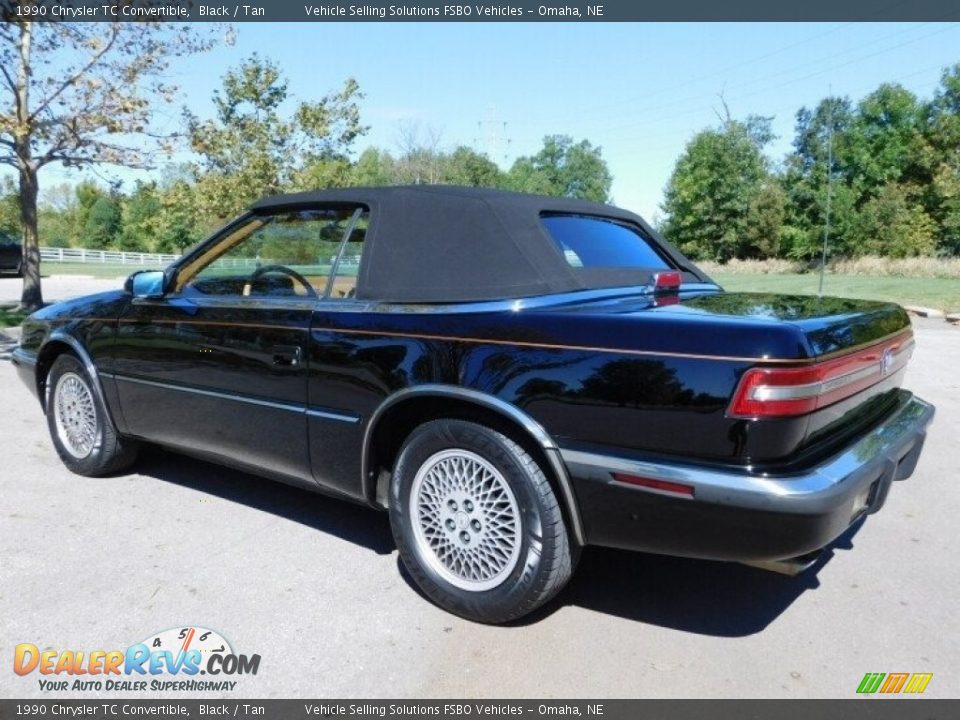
[18,159,42,311]
[16,19,43,312]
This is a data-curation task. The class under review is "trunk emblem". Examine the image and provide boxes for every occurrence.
[880,348,895,376]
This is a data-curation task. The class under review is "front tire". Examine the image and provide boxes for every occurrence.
[389,419,573,623]
[46,353,139,476]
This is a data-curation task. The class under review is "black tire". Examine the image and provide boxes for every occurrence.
[45,353,139,476]
[389,419,573,624]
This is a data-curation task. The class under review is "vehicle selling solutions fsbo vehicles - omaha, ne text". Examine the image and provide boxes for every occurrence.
[12,186,935,623]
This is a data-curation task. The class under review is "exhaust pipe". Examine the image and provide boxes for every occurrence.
[741,550,822,576]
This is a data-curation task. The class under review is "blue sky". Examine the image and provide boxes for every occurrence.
[29,21,960,221]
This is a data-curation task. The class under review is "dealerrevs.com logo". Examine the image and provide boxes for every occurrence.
[14,627,261,693]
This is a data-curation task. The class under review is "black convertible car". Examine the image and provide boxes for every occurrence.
[13,186,934,623]
[0,232,23,275]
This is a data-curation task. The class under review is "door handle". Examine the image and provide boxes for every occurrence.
[271,345,302,367]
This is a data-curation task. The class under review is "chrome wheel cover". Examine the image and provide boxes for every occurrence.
[410,448,522,592]
[53,372,98,459]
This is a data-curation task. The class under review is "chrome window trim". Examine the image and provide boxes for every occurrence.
[323,206,365,300]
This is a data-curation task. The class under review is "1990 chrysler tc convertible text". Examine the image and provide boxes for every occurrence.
[12,186,935,623]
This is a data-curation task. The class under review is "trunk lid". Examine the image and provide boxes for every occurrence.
[536,289,914,466]
[650,291,912,358]
[658,291,915,466]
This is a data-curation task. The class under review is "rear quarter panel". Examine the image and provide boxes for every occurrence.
[307,302,815,472]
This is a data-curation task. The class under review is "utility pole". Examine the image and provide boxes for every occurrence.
[478,106,513,166]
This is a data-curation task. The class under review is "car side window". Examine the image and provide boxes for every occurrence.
[541,214,672,270]
[326,213,368,300]
[177,208,361,298]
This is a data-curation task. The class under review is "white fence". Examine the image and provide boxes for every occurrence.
[40,246,181,266]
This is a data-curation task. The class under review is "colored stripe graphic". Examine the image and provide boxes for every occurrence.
[856,672,932,694]
[857,673,885,694]
[903,673,933,694]
[880,673,909,693]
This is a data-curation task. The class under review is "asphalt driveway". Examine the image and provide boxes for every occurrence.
[1,275,957,698]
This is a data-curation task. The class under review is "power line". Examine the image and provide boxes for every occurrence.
[514,22,857,125]
[590,22,957,139]
[606,69,947,158]
[514,16,940,128]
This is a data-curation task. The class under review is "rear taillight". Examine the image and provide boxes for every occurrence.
[727,333,914,419]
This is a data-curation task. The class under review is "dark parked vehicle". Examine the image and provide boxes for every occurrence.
[0,233,23,275]
[13,186,934,623]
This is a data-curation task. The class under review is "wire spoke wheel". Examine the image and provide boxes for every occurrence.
[410,448,522,592]
[53,372,98,459]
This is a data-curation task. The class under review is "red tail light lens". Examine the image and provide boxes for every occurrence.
[652,271,682,290]
[611,472,695,498]
[728,333,914,419]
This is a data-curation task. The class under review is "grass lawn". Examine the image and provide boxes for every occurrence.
[0,306,28,328]
[42,262,146,279]
[712,273,960,313]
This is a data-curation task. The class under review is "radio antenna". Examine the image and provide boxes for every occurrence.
[818,94,834,297]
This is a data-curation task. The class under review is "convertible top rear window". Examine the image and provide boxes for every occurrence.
[542,214,672,270]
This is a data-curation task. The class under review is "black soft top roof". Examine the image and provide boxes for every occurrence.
[250,185,707,303]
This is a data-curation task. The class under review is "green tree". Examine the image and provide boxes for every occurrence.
[0,16,218,310]
[660,116,774,261]
[341,142,505,189]
[742,180,788,258]
[187,54,367,220]
[0,175,19,237]
[781,97,859,259]
[155,179,205,254]
[850,182,937,257]
[350,147,400,186]
[74,181,107,246]
[445,146,506,187]
[37,207,71,248]
[508,135,611,202]
[37,183,77,248]
[82,195,122,249]
[844,84,932,197]
[293,157,354,191]
[119,181,162,251]
[783,87,939,260]
[926,64,960,255]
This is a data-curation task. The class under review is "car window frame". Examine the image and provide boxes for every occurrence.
[168,204,368,302]
[321,206,366,300]
[540,212,678,273]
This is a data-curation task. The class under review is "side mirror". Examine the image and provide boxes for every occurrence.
[124,270,166,299]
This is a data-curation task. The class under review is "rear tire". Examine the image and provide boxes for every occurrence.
[46,353,139,476]
[389,419,573,623]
